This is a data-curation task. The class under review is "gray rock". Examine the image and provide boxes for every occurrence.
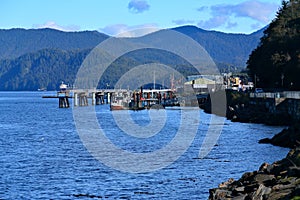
[219,178,235,188]
[254,174,276,187]
[209,148,300,200]
[209,188,232,200]
[251,184,272,200]
[234,186,245,193]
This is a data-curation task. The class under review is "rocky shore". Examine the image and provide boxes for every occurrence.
[259,123,300,148]
[205,91,300,199]
[208,119,300,199]
[209,148,300,200]
[208,117,300,199]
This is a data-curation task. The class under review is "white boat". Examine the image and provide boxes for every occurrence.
[110,91,132,110]
[59,82,68,91]
[37,87,47,91]
[141,89,180,108]
[110,88,180,111]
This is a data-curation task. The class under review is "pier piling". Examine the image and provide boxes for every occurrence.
[96,92,104,105]
[92,92,96,105]
[43,89,130,108]
[57,91,70,108]
[79,92,88,106]
[74,92,78,106]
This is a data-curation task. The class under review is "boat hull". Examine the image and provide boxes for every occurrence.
[110,105,130,111]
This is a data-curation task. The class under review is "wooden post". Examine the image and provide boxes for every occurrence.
[58,91,70,108]
[58,97,69,108]
[147,92,150,107]
[59,97,63,108]
[95,93,100,105]
[65,97,70,108]
[78,92,88,106]
[107,93,111,104]
[92,92,95,105]
[95,92,103,105]
[79,95,82,106]
[84,95,88,106]
[74,92,78,106]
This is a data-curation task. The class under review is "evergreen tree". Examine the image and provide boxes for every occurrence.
[247,0,300,90]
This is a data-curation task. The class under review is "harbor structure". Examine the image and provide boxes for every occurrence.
[110,88,180,111]
[43,90,114,108]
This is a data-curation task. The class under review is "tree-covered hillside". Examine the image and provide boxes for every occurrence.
[247,0,300,90]
[0,28,108,60]
[173,26,265,69]
[0,26,265,90]
[0,49,90,90]
[0,48,197,91]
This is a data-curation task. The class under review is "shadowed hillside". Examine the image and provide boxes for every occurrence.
[0,26,265,90]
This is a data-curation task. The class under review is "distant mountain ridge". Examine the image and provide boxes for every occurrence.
[0,48,90,90]
[172,25,265,67]
[0,26,265,90]
[0,28,109,60]
[0,26,265,64]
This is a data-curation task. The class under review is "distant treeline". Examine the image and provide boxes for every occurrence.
[0,26,264,90]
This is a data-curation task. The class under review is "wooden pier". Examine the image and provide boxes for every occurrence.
[43,91,72,108]
[42,89,123,108]
[58,91,71,108]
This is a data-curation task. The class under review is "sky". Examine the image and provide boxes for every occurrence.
[0,0,283,36]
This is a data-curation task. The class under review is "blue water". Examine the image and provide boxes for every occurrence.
[0,92,289,199]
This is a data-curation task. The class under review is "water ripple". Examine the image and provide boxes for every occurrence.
[0,92,289,199]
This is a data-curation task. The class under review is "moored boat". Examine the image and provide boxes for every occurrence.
[110,88,180,111]
[110,91,132,111]
[59,82,68,91]
[37,87,47,91]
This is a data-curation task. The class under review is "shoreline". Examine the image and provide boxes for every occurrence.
[208,119,300,199]
[200,90,297,126]
[202,90,300,199]
[209,148,300,200]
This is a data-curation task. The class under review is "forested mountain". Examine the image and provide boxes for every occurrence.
[0,26,265,90]
[0,49,90,90]
[247,0,300,90]
[0,28,109,60]
[0,48,198,91]
[172,26,265,68]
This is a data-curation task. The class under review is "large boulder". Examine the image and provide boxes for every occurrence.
[259,123,300,148]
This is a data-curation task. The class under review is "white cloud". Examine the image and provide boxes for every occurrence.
[33,21,80,32]
[99,24,160,37]
[128,0,150,13]
[197,0,279,30]
[226,0,279,23]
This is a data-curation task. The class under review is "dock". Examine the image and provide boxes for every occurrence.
[42,89,126,108]
[42,88,183,109]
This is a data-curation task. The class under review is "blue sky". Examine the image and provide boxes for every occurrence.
[1,0,282,36]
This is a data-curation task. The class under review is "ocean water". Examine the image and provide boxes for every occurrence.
[0,92,289,199]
